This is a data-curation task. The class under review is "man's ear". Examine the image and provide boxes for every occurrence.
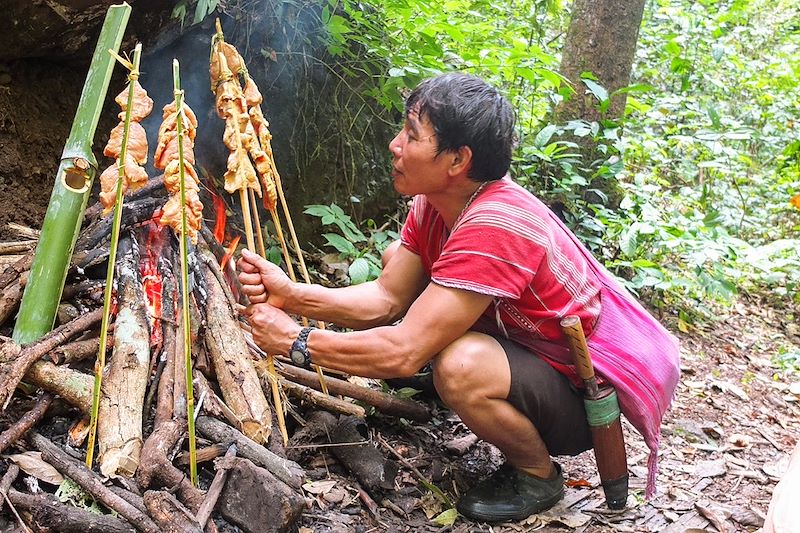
[448,145,473,176]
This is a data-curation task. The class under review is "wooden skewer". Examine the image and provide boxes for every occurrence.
[249,188,267,258]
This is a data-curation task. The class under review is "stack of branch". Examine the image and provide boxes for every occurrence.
[0,201,431,532]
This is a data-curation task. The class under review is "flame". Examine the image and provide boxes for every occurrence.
[140,219,168,347]
[221,235,241,271]
[212,192,227,244]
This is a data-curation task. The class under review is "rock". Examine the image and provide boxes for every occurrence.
[218,458,305,533]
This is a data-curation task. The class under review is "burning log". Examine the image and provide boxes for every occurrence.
[97,235,150,479]
[201,250,272,444]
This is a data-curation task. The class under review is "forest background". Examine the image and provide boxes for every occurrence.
[268,0,800,365]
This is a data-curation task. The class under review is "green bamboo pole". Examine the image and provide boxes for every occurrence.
[13,3,131,345]
[173,59,199,487]
[85,43,143,468]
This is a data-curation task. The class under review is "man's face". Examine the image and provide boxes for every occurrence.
[388,108,452,197]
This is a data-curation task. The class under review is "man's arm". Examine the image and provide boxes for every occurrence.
[239,245,429,329]
[245,280,493,378]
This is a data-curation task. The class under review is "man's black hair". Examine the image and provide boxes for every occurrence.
[405,73,515,182]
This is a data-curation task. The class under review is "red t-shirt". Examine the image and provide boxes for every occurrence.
[401,177,602,342]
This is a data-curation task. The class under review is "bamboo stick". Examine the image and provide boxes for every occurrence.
[86,41,142,469]
[13,3,131,345]
[173,59,199,487]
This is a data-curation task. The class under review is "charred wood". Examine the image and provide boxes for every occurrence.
[83,176,166,223]
[195,415,304,490]
[0,307,102,410]
[143,491,203,533]
[194,370,240,429]
[98,236,150,479]
[201,256,271,444]
[73,197,163,270]
[8,489,136,533]
[0,392,53,454]
[28,432,161,533]
[276,362,431,422]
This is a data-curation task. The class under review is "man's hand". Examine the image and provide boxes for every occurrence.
[243,303,302,355]
[238,248,293,309]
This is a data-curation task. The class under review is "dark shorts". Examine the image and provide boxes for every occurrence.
[497,336,593,456]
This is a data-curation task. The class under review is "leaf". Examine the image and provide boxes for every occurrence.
[432,507,458,526]
[303,479,338,495]
[582,78,608,103]
[348,257,371,285]
[323,233,357,256]
[7,451,64,485]
[534,124,557,148]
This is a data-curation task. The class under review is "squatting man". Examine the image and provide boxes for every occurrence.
[238,73,679,522]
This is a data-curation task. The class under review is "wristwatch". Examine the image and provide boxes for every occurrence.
[289,326,314,368]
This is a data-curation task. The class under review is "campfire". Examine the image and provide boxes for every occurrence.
[0,6,428,533]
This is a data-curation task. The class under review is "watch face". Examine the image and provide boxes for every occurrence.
[290,349,305,365]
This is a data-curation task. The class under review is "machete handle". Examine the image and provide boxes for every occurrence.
[560,315,598,394]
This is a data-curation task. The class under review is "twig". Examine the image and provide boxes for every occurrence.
[195,444,237,528]
[0,392,53,454]
[29,431,161,533]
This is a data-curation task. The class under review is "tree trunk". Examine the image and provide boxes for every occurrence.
[557,0,645,123]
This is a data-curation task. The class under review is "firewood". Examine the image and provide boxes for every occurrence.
[25,360,92,413]
[0,269,26,326]
[154,257,178,428]
[279,377,366,418]
[0,392,53,454]
[84,175,165,222]
[8,489,136,533]
[276,362,432,422]
[98,236,151,479]
[143,491,203,533]
[137,419,205,514]
[194,370,240,428]
[201,258,272,444]
[5,223,40,240]
[48,337,102,365]
[195,444,237,528]
[195,415,304,490]
[0,240,36,255]
[73,197,163,270]
[28,432,160,533]
[0,308,102,410]
[0,253,32,291]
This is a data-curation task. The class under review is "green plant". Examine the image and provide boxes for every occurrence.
[304,203,399,284]
[171,0,218,27]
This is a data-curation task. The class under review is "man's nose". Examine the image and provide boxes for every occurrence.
[389,131,403,156]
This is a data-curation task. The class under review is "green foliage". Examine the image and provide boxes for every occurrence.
[304,204,399,284]
[319,0,800,326]
[171,0,218,27]
[772,345,800,376]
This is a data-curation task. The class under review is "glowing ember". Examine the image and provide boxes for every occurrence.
[212,190,227,244]
[221,235,240,271]
[140,219,168,347]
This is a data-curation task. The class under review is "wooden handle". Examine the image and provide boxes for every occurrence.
[560,315,594,381]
